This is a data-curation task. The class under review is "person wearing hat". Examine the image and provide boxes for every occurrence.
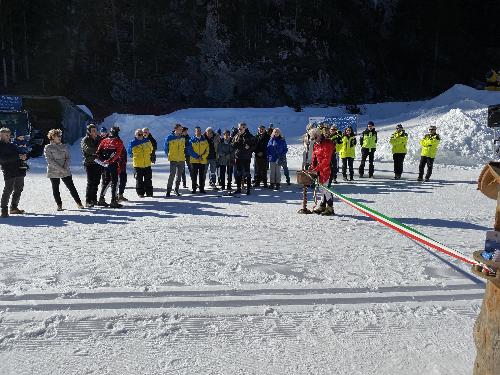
[81,123,102,207]
[99,126,108,139]
[358,121,377,178]
[308,128,335,216]
[254,125,270,188]
[0,127,28,217]
[418,125,440,182]
[96,125,125,208]
[389,124,408,180]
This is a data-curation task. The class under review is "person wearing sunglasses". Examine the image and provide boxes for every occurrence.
[418,125,440,182]
[44,129,83,211]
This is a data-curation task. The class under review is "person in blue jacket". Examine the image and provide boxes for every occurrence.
[267,128,288,190]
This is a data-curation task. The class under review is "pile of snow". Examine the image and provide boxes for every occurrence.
[99,84,500,167]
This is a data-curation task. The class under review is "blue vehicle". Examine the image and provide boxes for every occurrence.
[0,95,92,156]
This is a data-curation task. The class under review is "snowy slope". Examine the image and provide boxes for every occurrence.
[1,85,499,375]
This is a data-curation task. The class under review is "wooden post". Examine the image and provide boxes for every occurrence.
[473,281,500,375]
[297,185,312,214]
[495,190,500,231]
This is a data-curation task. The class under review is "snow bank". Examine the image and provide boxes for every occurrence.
[100,84,500,167]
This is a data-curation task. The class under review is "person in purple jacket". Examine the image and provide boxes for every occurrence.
[267,128,288,190]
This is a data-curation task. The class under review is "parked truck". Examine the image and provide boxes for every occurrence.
[0,95,93,156]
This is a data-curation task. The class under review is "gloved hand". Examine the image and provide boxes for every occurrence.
[350,139,356,147]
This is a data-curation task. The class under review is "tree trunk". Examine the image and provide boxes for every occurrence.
[474,281,500,375]
[1,36,7,88]
[10,34,16,84]
[110,0,121,60]
[23,8,29,80]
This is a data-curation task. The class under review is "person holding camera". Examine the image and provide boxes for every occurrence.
[0,127,27,217]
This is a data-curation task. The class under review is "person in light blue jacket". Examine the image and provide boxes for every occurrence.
[267,128,288,190]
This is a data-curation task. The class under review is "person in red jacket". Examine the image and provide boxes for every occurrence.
[308,128,335,216]
[96,126,125,208]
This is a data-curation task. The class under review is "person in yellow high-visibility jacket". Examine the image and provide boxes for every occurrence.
[358,121,377,178]
[418,125,440,182]
[338,126,356,181]
[389,124,408,180]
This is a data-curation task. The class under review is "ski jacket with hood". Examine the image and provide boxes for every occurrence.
[232,129,255,160]
[309,137,334,184]
[339,135,356,159]
[267,136,288,163]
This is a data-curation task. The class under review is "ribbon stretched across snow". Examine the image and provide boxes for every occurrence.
[304,171,481,267]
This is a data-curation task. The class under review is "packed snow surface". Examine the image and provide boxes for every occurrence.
[1,84,499,374]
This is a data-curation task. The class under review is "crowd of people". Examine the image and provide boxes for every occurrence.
[0,122,291,216]
[0,119,440,218]
[303,121,441,215]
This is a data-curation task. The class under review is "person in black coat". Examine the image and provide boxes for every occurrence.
[0,127,27,217]
[253,125,270,187]
[231,122,255,195]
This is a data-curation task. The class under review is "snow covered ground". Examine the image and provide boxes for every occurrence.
[1,85,499,374]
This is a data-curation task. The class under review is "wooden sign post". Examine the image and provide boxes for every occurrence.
[473,162,500,375]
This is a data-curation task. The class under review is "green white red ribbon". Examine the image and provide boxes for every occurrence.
[306,172,481,267]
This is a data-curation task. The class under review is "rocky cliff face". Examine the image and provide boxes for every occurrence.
[0,0,498,114]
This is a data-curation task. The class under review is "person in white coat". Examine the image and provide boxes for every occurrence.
[44,129,83,211]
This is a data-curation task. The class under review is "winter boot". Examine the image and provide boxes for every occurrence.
[313,196,327,214]
[417,176,423,182]
[165,188,171,197]
[263,179,268,188]
[9,207,25,215]
[118,194,128,202]
[109,200,123,208]
[174,188,181,196]
[275,183,280,190]
[227,183,232,191]
[1,207,8,218]
[235,177,242,194]
[321,205,335,216]
[246,188,251,195]
[269,183,275,189]
[286,177,291,186]
[77,202,84,209]
[349,174,354,181]
[85,201,94,208]
[342,174,348,182]
[57,205,63,211]
[97,197,109,207]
